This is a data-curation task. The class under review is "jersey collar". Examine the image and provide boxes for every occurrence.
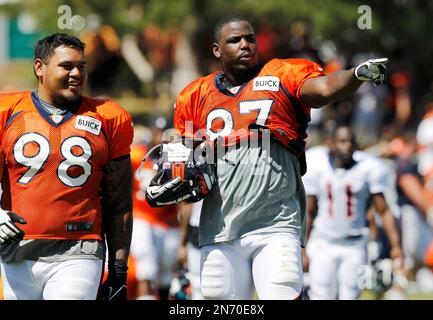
[31,91,81,127]
[214,73,251,97]
[328,151,358,171]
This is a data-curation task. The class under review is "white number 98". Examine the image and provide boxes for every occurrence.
[14,133,92,187]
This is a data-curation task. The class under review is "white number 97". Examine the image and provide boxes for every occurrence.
[206,100,273,139]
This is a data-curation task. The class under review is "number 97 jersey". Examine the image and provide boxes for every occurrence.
[174,58,324,157]
[0,91,133,240]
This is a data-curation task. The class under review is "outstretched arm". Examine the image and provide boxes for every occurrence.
[300,58,387,108]
[300,68,362,108]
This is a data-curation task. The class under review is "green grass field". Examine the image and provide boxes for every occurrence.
[360,290,433,300]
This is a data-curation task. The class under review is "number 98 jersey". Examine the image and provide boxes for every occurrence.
[0,91,133,240]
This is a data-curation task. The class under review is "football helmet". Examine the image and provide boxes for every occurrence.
[141,138,216,207]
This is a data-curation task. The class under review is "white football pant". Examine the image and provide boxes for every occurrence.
[0,258,102,300]
[130,218,180,288]
[200,232,303,300]
[306,232,367,300]
[187,243,204,300]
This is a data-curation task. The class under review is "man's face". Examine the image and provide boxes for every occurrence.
[35,45,87,105]
[213,20,259,73]
[332,127,356,162]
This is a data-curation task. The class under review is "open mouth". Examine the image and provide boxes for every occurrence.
[67,81,82,90]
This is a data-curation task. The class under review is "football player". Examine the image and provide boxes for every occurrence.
[416,102,433,205]
[393,132,433,288]
[147,15,388,299]
[129,119,182,300]
[0,33,133,300]
[303,126,403,299]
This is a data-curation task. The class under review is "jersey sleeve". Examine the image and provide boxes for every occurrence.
[368,159,389,194]
[417,116,433,146]
[174,76,209,138]
[0,96,11,145]
[0,92,26,145]
[302,149,321,196]
[102,102,134,160]
[174,94,194,138]
[278,59,325,104]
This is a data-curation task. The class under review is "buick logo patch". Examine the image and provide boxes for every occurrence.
[75,116,102,135]
[253,76,280,92]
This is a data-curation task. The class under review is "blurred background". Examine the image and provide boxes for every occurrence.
[1,0,433,300]
[1,0,432,142]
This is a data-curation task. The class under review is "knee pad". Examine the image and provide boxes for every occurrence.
[268,239,303,293]
[200,248,231,299]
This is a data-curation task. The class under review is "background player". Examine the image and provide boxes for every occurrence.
[0,33,133,300]
[129,117,182,300]
[392,132,433,290]
[303,125,403,299]
[147,15,389,299]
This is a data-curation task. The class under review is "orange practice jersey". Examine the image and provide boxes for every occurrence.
[130,144,179,228]
[0,91,133,240]
[174,58,324,157]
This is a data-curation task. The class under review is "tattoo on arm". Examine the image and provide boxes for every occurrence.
[101,156,133,264]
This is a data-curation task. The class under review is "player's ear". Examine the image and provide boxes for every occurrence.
[34,58,44,80]
[213,42,221,59]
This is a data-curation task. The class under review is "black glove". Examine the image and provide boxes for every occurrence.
[0,210,27,244]
[97,260,128,300]
[145,176,192,207]
[354,58,388,86]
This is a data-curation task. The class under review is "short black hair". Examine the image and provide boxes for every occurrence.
[34,33,85,64]
[213,14,251,43]
[330,125,356,144]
